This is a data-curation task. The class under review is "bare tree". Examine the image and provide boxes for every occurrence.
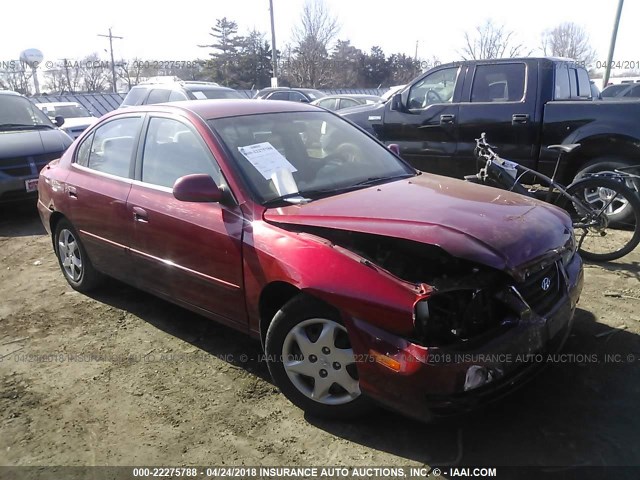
[289,0,340,87]
[0,60,33,95]
[461,20,529,60]
[542,22,596,65]
[81,53,109,93]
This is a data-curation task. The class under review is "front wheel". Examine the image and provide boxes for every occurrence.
[556,177,640,262]
[265,294,374,419]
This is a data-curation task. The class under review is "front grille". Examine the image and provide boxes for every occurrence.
[0,152,62,177]
[515,262,563,316]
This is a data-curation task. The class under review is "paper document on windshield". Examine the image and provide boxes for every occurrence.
[238,142,298,179]
[239,142,299,196]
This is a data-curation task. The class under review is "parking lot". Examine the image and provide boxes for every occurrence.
[1,203,639,469]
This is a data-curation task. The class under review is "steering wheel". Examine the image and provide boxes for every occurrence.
[425,89,443,104]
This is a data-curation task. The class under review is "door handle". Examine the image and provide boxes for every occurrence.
[440,114,456,125]
[67,186,77,198]
[512,114,529,125]
[132,206,148,223]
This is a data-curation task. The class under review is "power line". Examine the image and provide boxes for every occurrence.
[98,28,123,93]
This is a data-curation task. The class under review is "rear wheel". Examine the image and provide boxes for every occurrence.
[265,294,374,419]
[54,219,103,291]
[556,177,640,262]
[574,158,640,223]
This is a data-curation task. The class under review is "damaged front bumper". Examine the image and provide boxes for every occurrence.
[344,253,584,422]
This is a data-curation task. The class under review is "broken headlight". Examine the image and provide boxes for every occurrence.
[413,288,507,347]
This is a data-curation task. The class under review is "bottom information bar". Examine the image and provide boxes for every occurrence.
[0,465,637,480]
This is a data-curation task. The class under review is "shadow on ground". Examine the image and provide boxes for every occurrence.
[87,278,640,469]
[0,202,45,237]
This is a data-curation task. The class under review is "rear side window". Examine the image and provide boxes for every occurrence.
[145,89,171,104]
[268,91,290,100]
[85,117,143,178]
[340,98,359,109]
[316,98,336,110]
[168,90,188,102]
[75,132,94,167]
[290,91,308,102]
[554,65,571,100]
[471,63,526,102]
[568,69,578,97]
[576,69,591,98]
[624,85,640,97]
[121,87,148,106]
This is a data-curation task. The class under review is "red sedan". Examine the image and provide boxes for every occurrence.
[37,100,583,421]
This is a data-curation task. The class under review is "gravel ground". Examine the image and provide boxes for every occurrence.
[1,204,639,473]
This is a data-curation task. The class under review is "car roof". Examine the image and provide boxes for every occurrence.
[132,82,233,91]
[111,99,321,120]
[0,90,22,96]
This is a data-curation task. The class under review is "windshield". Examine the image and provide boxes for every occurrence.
[45,104,92,118]
[191,89,244,100]
[208,111,414,204]
[0,95,54,129]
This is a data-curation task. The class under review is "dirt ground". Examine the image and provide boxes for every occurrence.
[1,203,639,473]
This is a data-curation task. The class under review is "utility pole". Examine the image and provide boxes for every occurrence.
[603,0,624,89]
[414,40,419,61]
[98,28,123,93]
[269,0,278,87]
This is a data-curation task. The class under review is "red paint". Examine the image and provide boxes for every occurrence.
[38,100,584,419]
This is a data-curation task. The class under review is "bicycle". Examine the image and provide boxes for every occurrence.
[466,133,640,262]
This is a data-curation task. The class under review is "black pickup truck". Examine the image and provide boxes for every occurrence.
[340,57,640,183]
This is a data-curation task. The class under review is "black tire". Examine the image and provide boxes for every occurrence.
[265,294,374,419]
[574,158,640,224]
[53,219,103,292]
[557,177,640,262]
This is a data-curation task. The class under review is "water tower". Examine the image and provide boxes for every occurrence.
[19,48,44,95]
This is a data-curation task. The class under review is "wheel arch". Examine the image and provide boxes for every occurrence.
[562,133,640,183]
[258,281,302,346]
[49,211,66,247]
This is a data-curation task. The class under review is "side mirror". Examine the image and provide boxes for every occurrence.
[54,115,65,127]
[299,98,310,103]
[390,93,403,112]
[388,144,401,155]
[173,174,223,203]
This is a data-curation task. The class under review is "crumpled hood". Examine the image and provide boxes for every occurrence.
[264,174,573,274]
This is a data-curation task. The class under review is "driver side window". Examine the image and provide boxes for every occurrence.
[407,67,458,109]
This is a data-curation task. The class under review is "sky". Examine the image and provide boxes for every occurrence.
[0,0,638,73]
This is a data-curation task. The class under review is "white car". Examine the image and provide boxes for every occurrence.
[35,102,98,139]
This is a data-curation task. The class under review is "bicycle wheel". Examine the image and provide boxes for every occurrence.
[556,177,640,262]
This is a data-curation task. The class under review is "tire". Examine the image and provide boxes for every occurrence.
[53,219,103,292]
[574,158,640,224]
[265,294,374,419]
[557,177,640,262]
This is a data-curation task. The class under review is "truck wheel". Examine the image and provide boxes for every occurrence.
[574,158,640,224]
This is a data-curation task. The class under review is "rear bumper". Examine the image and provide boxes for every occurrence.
[346,254,584,421]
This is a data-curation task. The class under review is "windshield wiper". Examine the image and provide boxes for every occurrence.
[351,174,414,187]
[262,174,415,207]
[262,192,312,207]
[0,123,53,130]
